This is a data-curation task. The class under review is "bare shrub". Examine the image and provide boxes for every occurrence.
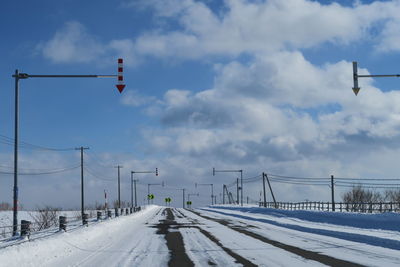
[384,189,400,202]
[342,185,382,212]
[29,206,60,231]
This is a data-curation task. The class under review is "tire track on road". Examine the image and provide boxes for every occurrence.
[187,209,364,267]
[152,208,256,266]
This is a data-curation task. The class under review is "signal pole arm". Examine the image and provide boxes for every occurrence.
[213,168,243,206]
[352,61,400,96]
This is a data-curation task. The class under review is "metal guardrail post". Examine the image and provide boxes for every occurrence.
[82,213,88,225]
[115,208,119,217]
[107,210,112,218]
[21,220,31,237]
[59,216,67,231]
[97,211,102,220]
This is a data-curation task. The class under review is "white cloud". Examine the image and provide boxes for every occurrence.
[38,21,139,65]
[121,90,156,107]
[39,21,105,63]
[28,1,400,206]
[131,0,400,59]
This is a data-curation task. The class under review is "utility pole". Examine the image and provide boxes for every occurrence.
[264,173,277,208]
[182,189,186,208]
[130,171,139,208]
[213,168,243,206]
[262,172,267,207]
[131,169,158,205]
[236,178,239,205]
[134,179,137,207]
[12,70,19,236]
[222,185,226,204]
[331,175,335,212]
[11,59,124,236]
[114,165,123,208]
[76,146,89,223]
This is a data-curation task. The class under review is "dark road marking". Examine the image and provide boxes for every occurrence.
[151,208,257,266]
[154,208,194,267]
[188,209,364,267]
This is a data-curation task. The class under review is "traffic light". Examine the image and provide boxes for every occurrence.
[155,168,158,176]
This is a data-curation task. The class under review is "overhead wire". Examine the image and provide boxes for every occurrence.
[0,165,79,175]
[0,134,75,151]
[84,166,114,181]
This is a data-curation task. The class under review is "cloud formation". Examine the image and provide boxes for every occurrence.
[32,0,400,206]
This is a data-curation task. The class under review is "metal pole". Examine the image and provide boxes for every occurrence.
[147,184,150,205]
[183,189,185,208]
[211,184,214,205]
[131,172,133,208]
[10,67,120,234]
[118,166,121,208]
[262,173,267,207]
[75,146,89,223]
[12,70,19,236]
[331,175,335,212]
[236,178,239,205]
[134,179,137,207]
[223,185,225,204]
[265,173,277,208]
[115,165,122,208]
[240,170,243,206]
[81,147,84,220]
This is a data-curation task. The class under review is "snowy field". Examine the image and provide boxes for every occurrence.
[0,205,398,266]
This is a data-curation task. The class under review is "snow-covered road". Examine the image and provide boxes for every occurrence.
[0,205,399,266]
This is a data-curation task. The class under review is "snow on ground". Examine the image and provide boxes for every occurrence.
[0,205,399,266]
[198,205,400,266]
[0,205,169,267]
[177,209,324,267]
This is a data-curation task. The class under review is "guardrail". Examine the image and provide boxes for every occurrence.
[0,206,142,248]
[259,201,400,213]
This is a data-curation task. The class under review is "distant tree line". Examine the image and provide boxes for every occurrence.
[342,185,400,203]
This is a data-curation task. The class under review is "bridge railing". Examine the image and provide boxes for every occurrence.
[258,201,400,213]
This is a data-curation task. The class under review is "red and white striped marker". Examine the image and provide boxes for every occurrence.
[116,58,126,93]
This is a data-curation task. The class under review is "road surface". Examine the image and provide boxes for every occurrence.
[0,205,399,266]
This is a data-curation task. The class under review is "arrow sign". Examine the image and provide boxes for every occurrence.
[116,84,125,93]
[116,58,126,93]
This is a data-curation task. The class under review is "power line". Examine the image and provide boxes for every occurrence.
[0,165,79,176]
[84,166,114,181]
[269,180,330,186]
[0,134,75,151]
[268,173,329,180]
[84,151,115,169]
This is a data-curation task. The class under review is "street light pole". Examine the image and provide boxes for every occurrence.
[130,171,135,208]
[12,70,19,236]
[134,178,138,207]
[131,169,158,205]
[11,62,123,235]
[114,165,123,208]
[213,168,243,206]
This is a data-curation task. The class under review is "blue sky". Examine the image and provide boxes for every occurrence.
[2,0,400,209]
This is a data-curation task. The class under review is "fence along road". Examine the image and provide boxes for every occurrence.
[1,205,399,266]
